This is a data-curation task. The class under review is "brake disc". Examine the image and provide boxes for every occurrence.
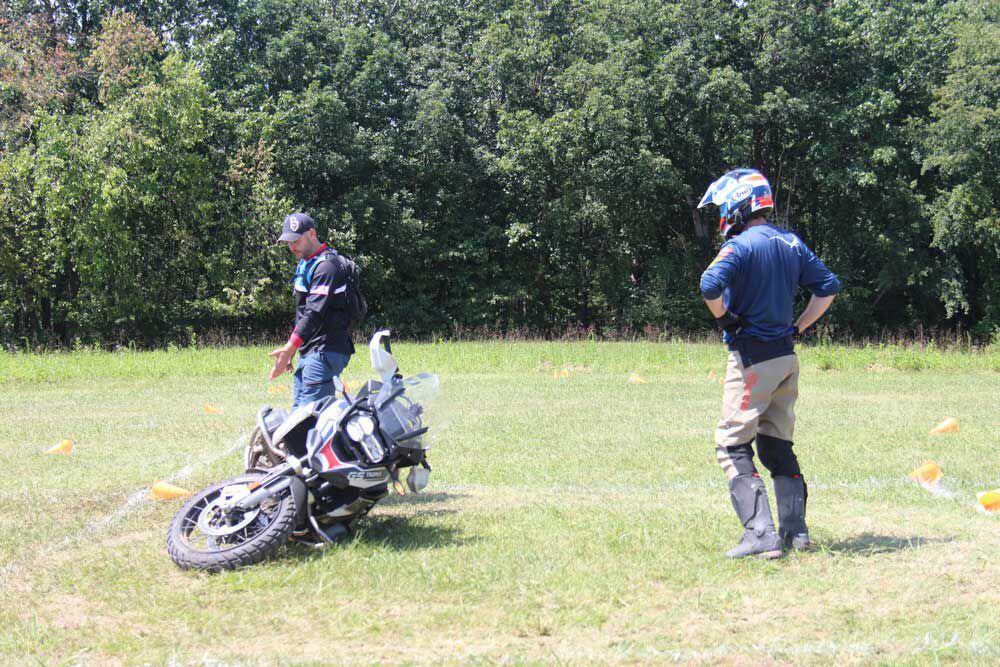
[196,484,261,537]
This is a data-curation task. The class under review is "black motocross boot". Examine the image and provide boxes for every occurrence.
[726,473,783,559]
[774,475,810,551]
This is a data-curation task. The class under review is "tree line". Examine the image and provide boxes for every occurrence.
[1,0,997,346]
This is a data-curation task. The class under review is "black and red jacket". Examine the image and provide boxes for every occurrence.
[287,244,355,356]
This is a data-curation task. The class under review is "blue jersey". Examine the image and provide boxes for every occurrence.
[700,224,840,343]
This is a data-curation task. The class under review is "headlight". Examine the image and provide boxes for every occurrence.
[345,415,376,442]
[357,415,376,435]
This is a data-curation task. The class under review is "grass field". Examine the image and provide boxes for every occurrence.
[1,340,999,665]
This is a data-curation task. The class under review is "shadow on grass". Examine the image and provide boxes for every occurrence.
[380,491,461,507]
[821,533,954,555]
[351,514,471,550]
[280,492,472,562]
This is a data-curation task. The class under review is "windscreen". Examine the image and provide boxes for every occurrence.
[376,373,439,449]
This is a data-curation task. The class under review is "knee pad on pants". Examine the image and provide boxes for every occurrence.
[756,433,801,477]
[716,441,758,478]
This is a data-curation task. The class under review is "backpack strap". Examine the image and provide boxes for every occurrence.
[293,250,342,293]
[314,250,348,295]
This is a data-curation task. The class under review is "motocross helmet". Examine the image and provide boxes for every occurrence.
[698,168,774,239]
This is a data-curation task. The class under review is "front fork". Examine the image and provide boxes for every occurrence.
[229,461,309,530]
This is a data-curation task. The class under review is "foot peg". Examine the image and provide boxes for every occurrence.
[310,517,349,544]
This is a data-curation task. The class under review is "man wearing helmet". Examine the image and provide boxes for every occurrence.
[698,168,840,559]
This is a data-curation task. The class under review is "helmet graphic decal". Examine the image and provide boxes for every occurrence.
[698,168,773,238]
[730,185,752,201]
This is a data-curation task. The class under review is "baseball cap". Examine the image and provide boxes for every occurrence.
[277,212,315,242]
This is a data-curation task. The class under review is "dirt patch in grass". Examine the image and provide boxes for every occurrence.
[39,594,103,630]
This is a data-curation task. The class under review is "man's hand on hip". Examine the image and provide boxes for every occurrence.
[795,294,836,335]
[268,344,297,380]
[715,310,747,335]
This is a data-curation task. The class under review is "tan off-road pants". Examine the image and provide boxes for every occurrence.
[715,351,799,454]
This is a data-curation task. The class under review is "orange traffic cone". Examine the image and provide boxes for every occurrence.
[151,481,193,501]
[267,384,289,396]
[707,370,717,382]
[44,439,74,455]
[908,461,943,487]
[930,417,959,434]
[203,403,223,415]
[978,490,1000,513]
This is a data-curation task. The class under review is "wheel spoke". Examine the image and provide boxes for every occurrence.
[178,487,284,552]
[168,475,296,571]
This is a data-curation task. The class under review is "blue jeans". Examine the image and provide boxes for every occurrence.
[292,350,351,408]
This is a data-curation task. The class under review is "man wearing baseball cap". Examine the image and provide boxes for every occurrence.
[269,212,355,408]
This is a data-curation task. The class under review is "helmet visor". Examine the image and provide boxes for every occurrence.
[698,173,741,209]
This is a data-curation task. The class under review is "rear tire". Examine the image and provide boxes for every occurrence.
[166,473,296,572]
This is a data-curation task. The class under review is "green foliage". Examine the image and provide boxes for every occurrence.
[0,1,997,345]
[923,0,1000,335]
[0,14,291,344]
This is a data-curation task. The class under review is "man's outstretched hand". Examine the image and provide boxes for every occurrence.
[269,344,296,380]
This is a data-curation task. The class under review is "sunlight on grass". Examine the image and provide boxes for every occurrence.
[1,341,999,664]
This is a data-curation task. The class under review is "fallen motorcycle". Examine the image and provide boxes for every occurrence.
[166,330,435,571]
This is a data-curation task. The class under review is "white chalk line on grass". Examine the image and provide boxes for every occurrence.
[0,433,248,590]
[175,633,997,665]
[605,632,999,662]
[404,476,995,520]
[920,481,960,500]
[4,462,992,589]
[430,476,968,496]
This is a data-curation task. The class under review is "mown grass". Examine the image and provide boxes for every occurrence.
[1,340,999,665]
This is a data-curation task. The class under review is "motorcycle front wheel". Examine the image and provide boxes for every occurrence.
[166,473,296,572]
